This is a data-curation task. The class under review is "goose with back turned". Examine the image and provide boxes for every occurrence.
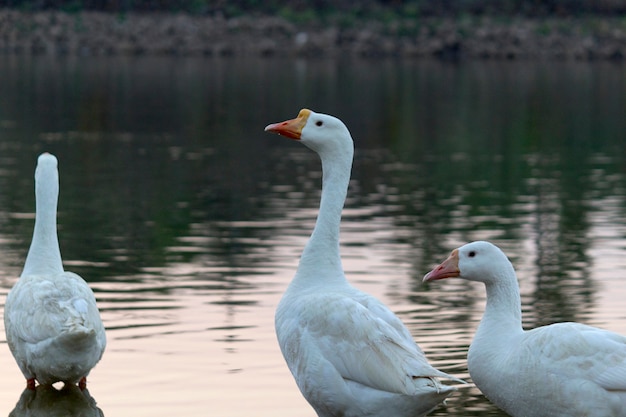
[4,153,106,389]
[423,240,626,417]
[265,109,463,417]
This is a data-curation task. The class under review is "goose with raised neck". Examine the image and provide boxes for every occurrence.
[424,240,626,417]
[265,109,463,417]
[4,153,106,389]
[22,153,63,277]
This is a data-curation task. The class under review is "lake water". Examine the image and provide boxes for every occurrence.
[0,55,625,416]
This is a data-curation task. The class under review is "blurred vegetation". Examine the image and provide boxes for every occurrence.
[1,0,625,17]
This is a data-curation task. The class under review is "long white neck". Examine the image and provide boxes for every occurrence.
[468,266,524,388]
[22,160,64,277]
[292,147,353,287]
[475,269,524,341]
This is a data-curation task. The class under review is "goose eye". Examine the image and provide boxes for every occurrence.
[468,251,476,258]
[315,120,323,127]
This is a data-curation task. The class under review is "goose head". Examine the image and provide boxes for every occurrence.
[265,109,353,159]
[35,153,59,203]
[423,241,515,285]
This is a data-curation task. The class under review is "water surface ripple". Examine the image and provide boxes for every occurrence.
[0,56,625,417]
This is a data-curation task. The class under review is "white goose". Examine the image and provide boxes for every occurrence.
[265,109,462,417]
[424,241,626,417]
[4,153,106,389]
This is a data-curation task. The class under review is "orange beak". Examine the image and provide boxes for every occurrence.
[264,109,311,140]
[423,249,460,282]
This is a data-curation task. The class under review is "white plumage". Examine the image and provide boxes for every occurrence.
[4,153,106,389]
[424,240,626,417]
[265,109,462,417]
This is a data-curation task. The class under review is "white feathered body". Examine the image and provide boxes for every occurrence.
[424,241,626,417]
[4,270,106,385]
[268,110,460,417]
[469,319,626,417]
[4,153,105,386]
[277,281,456,417]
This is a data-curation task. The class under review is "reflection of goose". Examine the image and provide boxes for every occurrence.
[424,241,626,417]
[265,109,463,417]
[9,384,103,417]
[4,153,106,389]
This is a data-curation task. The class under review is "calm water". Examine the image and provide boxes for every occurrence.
[0,55,625,416]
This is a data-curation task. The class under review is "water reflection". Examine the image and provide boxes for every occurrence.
[0,56,624,416]
[9,385,103,417]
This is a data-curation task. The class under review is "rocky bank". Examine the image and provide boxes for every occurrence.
[1,9,626,60]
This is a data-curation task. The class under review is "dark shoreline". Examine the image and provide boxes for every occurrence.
[1,9,625,60]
